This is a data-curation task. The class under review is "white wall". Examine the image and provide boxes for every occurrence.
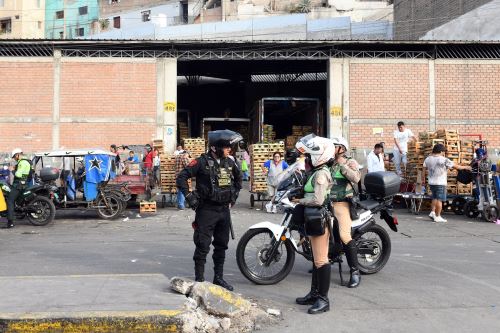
[104,2,182,30]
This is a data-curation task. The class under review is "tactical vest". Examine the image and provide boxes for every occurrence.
[304,166,329,201]
[14,158,33,182]
[203,155,235,204]
[329,157,355,201]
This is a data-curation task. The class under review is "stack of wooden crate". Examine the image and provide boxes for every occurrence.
[159,154,192,194]
[183,138,205,159]
[406,141,425,184]
[263,124,276,142]
[457,139,474,195]
[411,129,475,196]
[153,139,164,152]
[160,154,177,193]
[249,142,285,193]
[178,122,189,141]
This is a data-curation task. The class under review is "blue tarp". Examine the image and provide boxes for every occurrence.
[83,154,113,201]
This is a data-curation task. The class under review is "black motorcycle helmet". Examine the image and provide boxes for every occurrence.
[208,130,243,158]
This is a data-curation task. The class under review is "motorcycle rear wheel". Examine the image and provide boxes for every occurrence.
[356,224,391,275]
[27,196,56,226]
[96,195,122,220]
[236,228,295,285]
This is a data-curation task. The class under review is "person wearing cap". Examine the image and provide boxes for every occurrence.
[176,130,243,291]
[5,148,31,228]
[423,144,471,223]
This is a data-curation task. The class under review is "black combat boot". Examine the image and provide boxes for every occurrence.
[345,240,361,288]
[6,220,14,228]
[194,262,205,282]
[296,265,318,305]
[307,264,331,314]
[213,264,233,291]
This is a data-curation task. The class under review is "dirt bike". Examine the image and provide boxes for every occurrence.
[0,182,56,226]
[236,171,400,285]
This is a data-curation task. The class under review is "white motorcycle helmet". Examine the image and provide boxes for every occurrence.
[295,134,335,167]
[11,148,23,158]
[331,137,349,152]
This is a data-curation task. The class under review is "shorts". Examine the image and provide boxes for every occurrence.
[430,185,447,201]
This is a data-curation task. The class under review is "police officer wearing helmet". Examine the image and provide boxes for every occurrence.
[292,134,335,314]
[176,130,243,291]
[330,137,362,288]
[6,148,32,228]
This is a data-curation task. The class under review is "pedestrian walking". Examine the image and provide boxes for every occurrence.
[176,130,243,291]
[423,144,471,223]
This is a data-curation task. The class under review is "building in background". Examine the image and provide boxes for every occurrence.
[0,0,46,39]
[394,0,494,40]
[91,0,393,40]
[421,0,500,40]
[45,0,99,39]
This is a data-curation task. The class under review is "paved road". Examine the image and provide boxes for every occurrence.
[1,188,499,332]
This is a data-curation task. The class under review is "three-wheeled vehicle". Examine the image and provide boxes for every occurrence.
[32,149,129,220]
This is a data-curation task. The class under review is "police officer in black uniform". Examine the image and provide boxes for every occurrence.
[176,130,243,291]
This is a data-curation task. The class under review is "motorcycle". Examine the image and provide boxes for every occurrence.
[0,182,56,226]
[236,171,400,285]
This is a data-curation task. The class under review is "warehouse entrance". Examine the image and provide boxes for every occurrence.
[177,59,328,150]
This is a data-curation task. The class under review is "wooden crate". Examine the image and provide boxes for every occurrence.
[457,182,473,195]
[140,201,157,213]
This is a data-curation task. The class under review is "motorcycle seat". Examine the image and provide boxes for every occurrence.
[357,199,380,211]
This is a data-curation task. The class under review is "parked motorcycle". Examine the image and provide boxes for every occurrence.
[0,182,56,226]
[236,171,400,285]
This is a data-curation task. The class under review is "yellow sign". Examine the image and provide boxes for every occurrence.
[164,101,176,112]
[330,106,342,116]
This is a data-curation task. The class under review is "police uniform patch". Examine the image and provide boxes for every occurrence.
[188,159,198,167]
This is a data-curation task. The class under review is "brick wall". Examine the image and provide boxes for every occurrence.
[0,62,53,119]
[349,124,430,150]
[60,123,156,149]
[0,123,52,152]
[349,63,430,149]
[60,62,156,118]
[0,62,53,152]
[435,63,500,147]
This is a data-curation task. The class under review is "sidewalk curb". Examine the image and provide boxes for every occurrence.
[0,310,184,333]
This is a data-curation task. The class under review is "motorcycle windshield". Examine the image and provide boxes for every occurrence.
[275,161,305,190]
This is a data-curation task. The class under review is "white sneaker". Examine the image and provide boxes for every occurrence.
[429,211,436,221]
[434,216,448,223]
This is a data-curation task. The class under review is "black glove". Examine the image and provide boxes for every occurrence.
[186,192,200,210]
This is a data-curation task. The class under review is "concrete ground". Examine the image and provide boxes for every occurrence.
[0,187,499,332]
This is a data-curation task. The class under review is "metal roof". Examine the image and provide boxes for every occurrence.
[1,40,500,60]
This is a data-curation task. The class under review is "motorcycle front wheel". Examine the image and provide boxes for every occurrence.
[356,224,391,275]
[27,196,56,226]
[236,228,295,285]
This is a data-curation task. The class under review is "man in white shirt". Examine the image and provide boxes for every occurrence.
[367,143,385,173]
[393,121,416,176]
[174,145,184,155]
